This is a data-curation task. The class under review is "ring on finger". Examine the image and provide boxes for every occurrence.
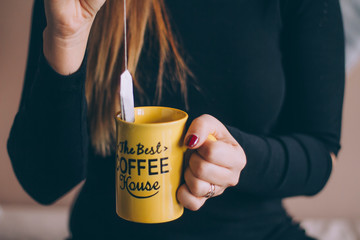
[204,183,215,198]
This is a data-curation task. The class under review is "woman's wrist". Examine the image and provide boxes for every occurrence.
[43,24,92,75]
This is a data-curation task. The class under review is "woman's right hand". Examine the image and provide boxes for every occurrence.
[43,0,106,75]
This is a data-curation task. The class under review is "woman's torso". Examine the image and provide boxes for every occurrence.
[70,0,298,239]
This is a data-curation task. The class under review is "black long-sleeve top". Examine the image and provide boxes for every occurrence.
[7,0,344,239]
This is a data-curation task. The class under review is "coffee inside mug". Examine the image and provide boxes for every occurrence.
[117,107,187,124]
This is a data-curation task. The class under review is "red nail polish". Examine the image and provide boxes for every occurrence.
[186,135,199,148]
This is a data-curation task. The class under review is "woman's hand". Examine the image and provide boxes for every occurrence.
[177,114,247,211]
[43,0,106,75]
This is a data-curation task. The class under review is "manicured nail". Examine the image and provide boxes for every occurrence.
[186,135,199,148]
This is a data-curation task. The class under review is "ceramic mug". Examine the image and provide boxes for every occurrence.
[115,106,188,223]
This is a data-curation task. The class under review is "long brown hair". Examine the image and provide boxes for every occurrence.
[86,0,190,156]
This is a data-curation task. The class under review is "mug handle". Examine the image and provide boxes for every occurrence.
[207,134,217,142]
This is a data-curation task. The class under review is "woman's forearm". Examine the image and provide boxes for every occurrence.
[7,0,91,204]
[7,50,89,204]
[227,126,335,198]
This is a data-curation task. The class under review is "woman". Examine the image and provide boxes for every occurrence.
[7,0,344,239]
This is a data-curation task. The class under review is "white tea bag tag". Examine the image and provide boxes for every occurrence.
[120,70,135,122]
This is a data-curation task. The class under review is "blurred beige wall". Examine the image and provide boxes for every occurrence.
[0,1,359,219]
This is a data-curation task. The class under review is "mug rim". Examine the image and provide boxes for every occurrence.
[115,106,188,126]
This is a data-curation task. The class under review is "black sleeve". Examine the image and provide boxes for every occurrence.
[7,0,88,205]
[228,0,345,198]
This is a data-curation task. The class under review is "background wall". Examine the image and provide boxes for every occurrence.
[1,1,359,220]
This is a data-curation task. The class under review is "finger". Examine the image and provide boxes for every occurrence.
[177,184,206,211]
[184,168,225,198]
[183,149,194,169]
[184,168,213,197]
[184,114,238,149]
[196,140,237,169]
[188,152,233,186]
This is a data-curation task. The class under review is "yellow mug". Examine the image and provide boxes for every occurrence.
[115,106,188,223]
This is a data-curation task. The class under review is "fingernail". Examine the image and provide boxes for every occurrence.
[186,135,199,148]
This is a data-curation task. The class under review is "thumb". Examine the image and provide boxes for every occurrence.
[184,114,233,149]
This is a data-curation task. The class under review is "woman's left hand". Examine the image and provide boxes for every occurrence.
[177,114,247,211]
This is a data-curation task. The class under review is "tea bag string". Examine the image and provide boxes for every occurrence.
[119,0,135,123]
[124,0,128,70]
